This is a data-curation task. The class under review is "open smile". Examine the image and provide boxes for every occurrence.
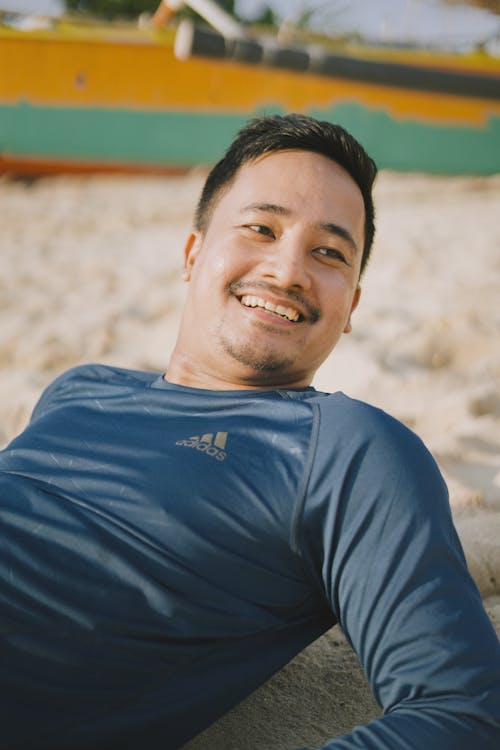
[239,295,301,322]
[229,280,320,324]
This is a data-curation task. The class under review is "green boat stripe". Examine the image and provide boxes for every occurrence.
[1,102,499,175]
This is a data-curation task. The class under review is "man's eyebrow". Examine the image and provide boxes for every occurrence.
[241,202,359,254]
[240,202,291,217]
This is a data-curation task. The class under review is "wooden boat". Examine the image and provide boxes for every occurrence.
[0,9,499,175]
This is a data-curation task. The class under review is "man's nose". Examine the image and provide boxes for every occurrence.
[261,237,311,291]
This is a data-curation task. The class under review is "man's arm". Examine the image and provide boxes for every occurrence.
[300,399,500,749]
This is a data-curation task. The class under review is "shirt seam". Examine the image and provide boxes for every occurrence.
[289,401,321,578]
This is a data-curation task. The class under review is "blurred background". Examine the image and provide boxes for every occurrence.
[1,0,500,49]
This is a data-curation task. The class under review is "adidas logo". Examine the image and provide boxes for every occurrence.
[176,432,228,461]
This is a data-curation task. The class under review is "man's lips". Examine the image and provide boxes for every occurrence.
[229,281,319,324]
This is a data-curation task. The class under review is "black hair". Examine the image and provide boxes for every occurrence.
[194,113,377,274]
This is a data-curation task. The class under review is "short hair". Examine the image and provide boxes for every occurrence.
[194,113,377,274]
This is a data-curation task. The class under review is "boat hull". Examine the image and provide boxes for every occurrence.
[1,23,499,174]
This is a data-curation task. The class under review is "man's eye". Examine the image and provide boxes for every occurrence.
[314,247,348,264]
[245,224,274,238]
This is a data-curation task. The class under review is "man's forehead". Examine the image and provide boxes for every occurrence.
[222,150,364,219]
[231,149,361,196]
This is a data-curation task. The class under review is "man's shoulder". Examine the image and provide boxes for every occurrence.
[53,363,158,388]
[311,390,394,426]
[31,364,159,419]
[311,390,428,456]
[306,391,447,523]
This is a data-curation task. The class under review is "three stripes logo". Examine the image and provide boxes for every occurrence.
[176,432,228,461]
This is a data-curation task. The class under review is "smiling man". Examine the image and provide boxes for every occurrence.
[169,146,364,389]
[1,114,499,750]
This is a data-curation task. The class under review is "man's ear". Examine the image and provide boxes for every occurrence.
[344,285,361,334]
[182,231,203,281]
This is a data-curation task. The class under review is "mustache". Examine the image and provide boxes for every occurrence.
[229,280,320,323]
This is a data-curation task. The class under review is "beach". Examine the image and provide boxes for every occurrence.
[1,169,499,747]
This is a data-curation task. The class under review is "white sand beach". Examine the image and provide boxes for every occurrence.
[1,169,499,747]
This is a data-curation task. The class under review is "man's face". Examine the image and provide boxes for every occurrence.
[171,149,365,390]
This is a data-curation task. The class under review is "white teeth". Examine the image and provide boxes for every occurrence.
[240,295,299,322]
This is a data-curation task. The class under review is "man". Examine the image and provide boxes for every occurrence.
[1,114,499,749]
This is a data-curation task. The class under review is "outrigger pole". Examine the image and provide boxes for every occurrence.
[152,0,243,38]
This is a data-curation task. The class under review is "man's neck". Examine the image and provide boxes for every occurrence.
[164,353,313,392]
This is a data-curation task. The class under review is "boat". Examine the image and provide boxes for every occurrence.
[0,1,499,175]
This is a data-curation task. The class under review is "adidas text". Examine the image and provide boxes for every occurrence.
[176,432,228,462]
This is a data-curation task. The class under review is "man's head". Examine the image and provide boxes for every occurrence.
[194,113,377,275]
[167,114,377,391]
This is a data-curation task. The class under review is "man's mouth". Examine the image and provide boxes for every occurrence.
[239,295,301,322]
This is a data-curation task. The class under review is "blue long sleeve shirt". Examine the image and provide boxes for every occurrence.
[1,364,499,749]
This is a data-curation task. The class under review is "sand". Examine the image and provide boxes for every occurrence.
[1,169,499,747]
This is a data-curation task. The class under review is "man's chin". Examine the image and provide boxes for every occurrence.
[220,338,295,375]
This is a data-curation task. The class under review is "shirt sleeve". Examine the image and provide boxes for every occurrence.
[297,398,500,749]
